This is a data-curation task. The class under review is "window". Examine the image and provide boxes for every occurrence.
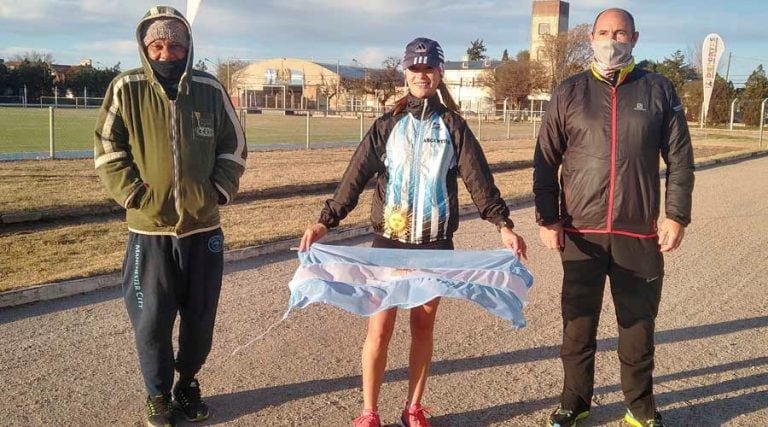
[538,23,551,35]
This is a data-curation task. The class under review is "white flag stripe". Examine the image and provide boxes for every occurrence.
[293,264,531,300]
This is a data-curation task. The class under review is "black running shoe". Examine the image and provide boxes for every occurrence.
[146,394,175,427]
[172,378,210,422]
[547,406,590,427]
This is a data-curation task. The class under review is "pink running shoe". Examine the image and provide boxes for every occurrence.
[353,409,382,427]
[400,402,432,427]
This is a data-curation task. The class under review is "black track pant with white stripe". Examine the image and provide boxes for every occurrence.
[122,228,224,396]
[558,231,663,421]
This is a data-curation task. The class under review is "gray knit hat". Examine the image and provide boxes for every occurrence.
[142,18,189,47]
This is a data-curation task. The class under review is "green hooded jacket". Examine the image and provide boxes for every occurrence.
[94,6,247,237]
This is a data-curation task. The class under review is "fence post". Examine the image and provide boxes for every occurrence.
[760,98,767,150]
[477,104,481,140]
[306,111,311,150]
[49,106,56,159]
[360,111,364,141]
[506,110,511,140]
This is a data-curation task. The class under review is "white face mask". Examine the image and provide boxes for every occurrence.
[591,39,633,68]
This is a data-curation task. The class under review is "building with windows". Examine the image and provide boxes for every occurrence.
[230,57,388,112]
[530,0,570,62]
[442,58,501,113]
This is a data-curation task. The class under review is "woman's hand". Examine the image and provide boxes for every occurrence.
[299,223,329,251]
[500,228,528,260]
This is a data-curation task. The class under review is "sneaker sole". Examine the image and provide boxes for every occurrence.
[171,402,210,423]
[623,413,643,427]
[547,410,590,427]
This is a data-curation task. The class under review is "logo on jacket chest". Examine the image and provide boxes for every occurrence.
[194,112,215,138]
[422,123,448,144]
[196,126,214,138]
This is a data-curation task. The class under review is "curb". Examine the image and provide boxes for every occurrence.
[2,150,766,309]
[0,161,533,226]
[0,194,535,309]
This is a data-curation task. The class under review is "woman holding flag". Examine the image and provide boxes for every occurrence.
[299,37,527,427]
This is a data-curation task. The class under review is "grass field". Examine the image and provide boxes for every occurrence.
[0,132,763,292]
[0,106,544,154]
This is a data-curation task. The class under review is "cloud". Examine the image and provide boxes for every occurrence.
[0,46,53,59]
[0,0,50,20]
[74,39,136,56]
[350,47,401,69]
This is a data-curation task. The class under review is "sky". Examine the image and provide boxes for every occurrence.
[0,0,766,87]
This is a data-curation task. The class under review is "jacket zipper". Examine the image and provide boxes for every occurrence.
[606,86,618,232]
[169,100,182,217]
[408,99,429,242]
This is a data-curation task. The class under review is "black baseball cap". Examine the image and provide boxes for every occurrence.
[403,37,445,72]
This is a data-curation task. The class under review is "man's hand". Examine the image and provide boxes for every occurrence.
[299,223,328,252]
[539,223,564,251]
[500,228,528,260]
[658,218,685,252]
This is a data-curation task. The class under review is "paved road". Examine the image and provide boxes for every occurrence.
[2,156,767,426]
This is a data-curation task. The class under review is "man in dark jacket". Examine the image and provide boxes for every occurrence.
[533,8,694,427]
[94,6,246,427]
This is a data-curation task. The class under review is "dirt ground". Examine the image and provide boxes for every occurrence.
[0,154,766,426]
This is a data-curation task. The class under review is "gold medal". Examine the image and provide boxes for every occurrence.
[384,205,410,238]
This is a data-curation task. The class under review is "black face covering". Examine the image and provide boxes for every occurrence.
[149,58,187,82]
[149,58,186,99]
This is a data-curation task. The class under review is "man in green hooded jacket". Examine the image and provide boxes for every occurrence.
[94,6,246,426]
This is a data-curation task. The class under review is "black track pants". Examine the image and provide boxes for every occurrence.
[558,232,663,420]
[122,228,224,396]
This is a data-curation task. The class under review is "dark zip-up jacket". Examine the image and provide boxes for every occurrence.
[319,94,511,244]
[94,6,247,237]
[533,65,694,238]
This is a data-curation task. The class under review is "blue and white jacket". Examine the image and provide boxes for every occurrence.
[319,93,511,244]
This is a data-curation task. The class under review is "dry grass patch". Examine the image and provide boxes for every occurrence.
[0,133,761,292]
[1,220,127,289]
[0,159,108,213]
[0,139,537,216]
[0,167,531,291]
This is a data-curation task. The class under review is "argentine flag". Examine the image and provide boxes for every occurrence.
[289,244,534,328]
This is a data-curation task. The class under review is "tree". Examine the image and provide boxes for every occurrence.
[194,60,208,72]
[0,60,9,96]
[740,65,768,126]
[339,57,404,108]
[539,23,591,90]
[62,64,120,98]
[501,49,510,62]
[466,39,488,61]
[655,50,697,96]
[479,50,548,109]
[11,51,54,64]
[370,56,404,106]
[683,75,734,125]
[637,59,659,72]
[217,59,249,93]
[10,60,54,101]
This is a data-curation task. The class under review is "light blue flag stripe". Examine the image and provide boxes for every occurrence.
[288,244,534,328]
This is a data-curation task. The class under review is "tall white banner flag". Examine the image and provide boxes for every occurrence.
[701,33,725,124]
[187,0,202,25]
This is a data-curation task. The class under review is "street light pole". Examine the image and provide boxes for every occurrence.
[352,58,368,112]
